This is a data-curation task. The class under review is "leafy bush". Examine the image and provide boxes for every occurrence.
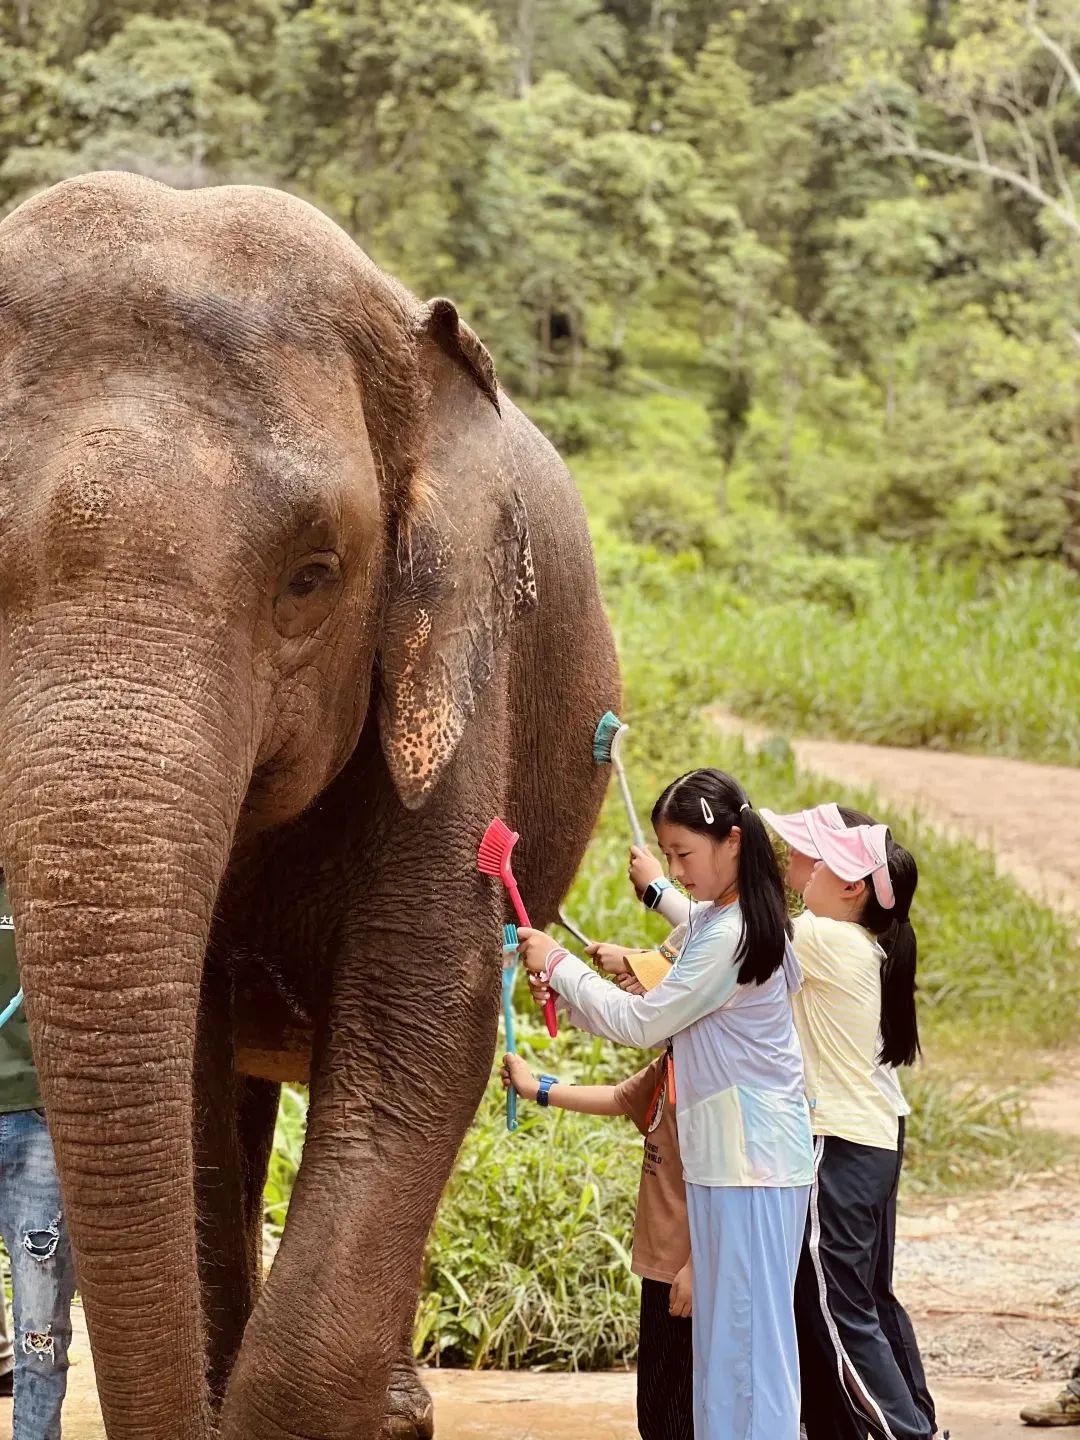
[611,473,722,561]
[417,1088,641,1369]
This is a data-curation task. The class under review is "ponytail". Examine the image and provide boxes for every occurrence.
[652,769,791,986]
[878,918,919,1067]
[857,837,921,1067]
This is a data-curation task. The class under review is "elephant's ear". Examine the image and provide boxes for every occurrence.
[377,298,536,810]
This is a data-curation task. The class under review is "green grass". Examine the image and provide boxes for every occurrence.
[417,1088,640,1370]
[592,526,1080,767]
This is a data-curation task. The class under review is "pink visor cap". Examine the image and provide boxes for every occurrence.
[759,802,844,857]
[760,804,895,910]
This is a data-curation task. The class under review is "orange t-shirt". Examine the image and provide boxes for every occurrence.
[614,1055,691,1285]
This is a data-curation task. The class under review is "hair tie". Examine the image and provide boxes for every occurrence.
[700,799,714,825]
[739,802,751,813]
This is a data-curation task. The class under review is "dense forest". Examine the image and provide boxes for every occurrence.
[2,0,1078,568]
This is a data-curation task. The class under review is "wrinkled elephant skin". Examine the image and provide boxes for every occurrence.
[0,172,618,1440]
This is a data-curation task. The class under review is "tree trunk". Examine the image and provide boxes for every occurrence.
[515,0,534,97]
[1066,375,1080,571]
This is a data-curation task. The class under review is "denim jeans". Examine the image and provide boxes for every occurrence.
[0,1283,13,1375]
[0,1109,76,1440]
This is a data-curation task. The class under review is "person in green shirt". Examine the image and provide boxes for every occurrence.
[0,871,76,1438]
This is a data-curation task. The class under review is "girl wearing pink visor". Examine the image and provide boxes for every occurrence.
[761,804,936,1440]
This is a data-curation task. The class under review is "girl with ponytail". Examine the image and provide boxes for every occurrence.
[516,768,813,1440]
[759,805,936,1440]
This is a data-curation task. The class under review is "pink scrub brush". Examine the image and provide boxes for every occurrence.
[477,818,558,1038]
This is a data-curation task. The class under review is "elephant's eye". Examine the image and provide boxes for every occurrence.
[287,560,337,597]
[274,552,342,638]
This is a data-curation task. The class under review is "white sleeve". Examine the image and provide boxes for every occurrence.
[554,991,607,1037]
[550,922,742,1049]
[656,888,693,925]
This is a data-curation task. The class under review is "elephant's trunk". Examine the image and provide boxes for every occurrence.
[0,624,252,1440]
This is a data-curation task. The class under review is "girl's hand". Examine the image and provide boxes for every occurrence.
[585,941,634,977]
[669,1259,693,1318]
[527,971,552,1011]
[501,1053,539,1102]
[516,927,559,975]
[628,845,663,897]
[616,973,647,996]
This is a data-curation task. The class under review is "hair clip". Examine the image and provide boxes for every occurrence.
[701,798,714,824]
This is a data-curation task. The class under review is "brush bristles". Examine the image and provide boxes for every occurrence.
[593,710,624,764]
[477,816,518,875]
[502,923,519,950]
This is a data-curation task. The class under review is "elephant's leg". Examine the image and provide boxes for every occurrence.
[194,969,280,1405]
[238,1075,282,1286]
[382,1313,434,1440]
[219,912,498,1440]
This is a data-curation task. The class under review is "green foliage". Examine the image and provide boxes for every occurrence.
[902,1074,1076,1195]
[4,0,1076,561]
[417,1087,641,1369]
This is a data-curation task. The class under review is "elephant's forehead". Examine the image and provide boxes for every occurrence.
[0,172,414,364]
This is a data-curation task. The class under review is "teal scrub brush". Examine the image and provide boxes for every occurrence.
[593,711,645,848]
[502,923,519,1132]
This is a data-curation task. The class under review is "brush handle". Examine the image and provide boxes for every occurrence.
[613,755,646,848]
[557,910,591,947]
[504,878,558,1037]
[505,878,531,930]
[542,995,558,1038]
[502,967,518,1133]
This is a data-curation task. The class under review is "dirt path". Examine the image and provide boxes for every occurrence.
[20,1308,1057,1440]
[712,712,1080,915]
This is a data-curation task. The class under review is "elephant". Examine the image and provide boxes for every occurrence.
[0,171,619,1440]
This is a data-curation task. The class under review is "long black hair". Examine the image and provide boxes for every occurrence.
[651,769,791,986]
[838,806,921,1068]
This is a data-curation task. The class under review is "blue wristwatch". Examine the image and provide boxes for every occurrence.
[537,1074,559,1108]
[641,877,674,911]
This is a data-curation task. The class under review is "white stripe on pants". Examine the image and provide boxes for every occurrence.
[686,1182,810,1440]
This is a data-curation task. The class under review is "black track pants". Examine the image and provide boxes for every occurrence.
[796,1135,934,1440]
[638,1278,694,1440]
[872,1119,936,1433]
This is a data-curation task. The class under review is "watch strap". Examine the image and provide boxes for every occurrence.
[537,1074,559,1107]
[642,877,674,911]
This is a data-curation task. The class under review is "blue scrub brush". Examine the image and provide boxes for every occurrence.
[502,923,519,1133]
[593,711,645,847]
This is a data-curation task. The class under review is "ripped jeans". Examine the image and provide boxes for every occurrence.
[0,1108,75,1440]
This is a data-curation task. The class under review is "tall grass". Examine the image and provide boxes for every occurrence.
[594,528,1080,766]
